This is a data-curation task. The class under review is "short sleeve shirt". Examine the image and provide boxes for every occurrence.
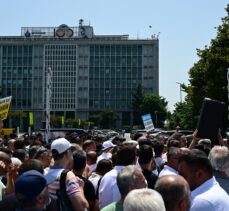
[44,166,81,200]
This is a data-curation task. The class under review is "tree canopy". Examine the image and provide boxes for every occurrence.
[170,4,229,129]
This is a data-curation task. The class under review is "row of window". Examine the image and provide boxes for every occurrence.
[90,45,142,55]
[90,56,142,67]
[89,100,132,109]
[2,46,33,55]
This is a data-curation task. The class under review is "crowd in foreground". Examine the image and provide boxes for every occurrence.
[0,128,229,211]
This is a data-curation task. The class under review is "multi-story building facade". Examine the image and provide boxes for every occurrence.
[0,20,159,130]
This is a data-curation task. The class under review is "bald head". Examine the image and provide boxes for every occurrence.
[155,175,190,211]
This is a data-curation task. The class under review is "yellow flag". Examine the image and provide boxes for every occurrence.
[0,96,12,120]
[78,119,81,126]
[29,112,33,125]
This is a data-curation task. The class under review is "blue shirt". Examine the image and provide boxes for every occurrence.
[191,177,229,211]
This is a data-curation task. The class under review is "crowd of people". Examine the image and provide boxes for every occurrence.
[0,127,229,211]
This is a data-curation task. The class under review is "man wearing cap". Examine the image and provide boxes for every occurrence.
[44,138,88,211]
[14,170,50,211]
[97,140,115,163]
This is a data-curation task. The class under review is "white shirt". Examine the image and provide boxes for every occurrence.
[88,172,102,194]
[158,165,178,177]
[191,177,229,211]
[97,152,112,163]
[88,163,97,173]
[99,166,124,209]
[0,180,5,201]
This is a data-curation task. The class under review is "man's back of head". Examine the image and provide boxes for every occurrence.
[116,144,136,166]
[138,144,154,165]
[155,175,191,211]
[178,149,213,191]
[208,145,229,176]
[117,165,147,198]
[123,189,165,211]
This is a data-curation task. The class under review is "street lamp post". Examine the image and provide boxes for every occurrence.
[176,82,183,103]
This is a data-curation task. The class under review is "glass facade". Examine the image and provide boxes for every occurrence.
[44,45,77,111]
[89,45,142,110]
[0,27,158,129]
[1,45,38,109]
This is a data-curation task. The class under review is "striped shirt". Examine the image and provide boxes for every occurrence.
[44,166,81,200]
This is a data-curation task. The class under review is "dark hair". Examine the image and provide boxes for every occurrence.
[116,144,136,166]
[34,146,48,159]
[167,139,180,148]
[138,145,154,165]
[13,149,28,162]
[28,146,40,159]
[14,140,25,150]
[19,159,44,175]
[178,149,213,176]
[96,159,112,175]
[51,149,66,161]
[167,147,180,161]
[73,149,86,172]
[153,142,164,156]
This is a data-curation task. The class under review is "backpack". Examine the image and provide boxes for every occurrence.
[56,169,74,211]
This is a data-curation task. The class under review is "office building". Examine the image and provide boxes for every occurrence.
[0,20,159,130]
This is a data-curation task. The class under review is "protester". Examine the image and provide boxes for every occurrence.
[155,175,191,211]
[14,170,50,211]
[97,140,115,163]
[138,144,158,189]
[123,189,166,211]
[208,146,229,193]
[72,149,96,211]
[88,159,113,194]
[159,147,181,177]
[178,149,229,211]
[44,137,89,211]
[99,144,137,209]
[101,165,147,211]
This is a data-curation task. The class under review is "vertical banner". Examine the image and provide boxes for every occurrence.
[29,112,34,126]
[141,113,154,132]
[0,96,12,120]
[78,119,81,126]
[61,116,64,125]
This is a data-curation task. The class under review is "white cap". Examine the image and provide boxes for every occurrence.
[102,140,116,150]
[51,138,71,154]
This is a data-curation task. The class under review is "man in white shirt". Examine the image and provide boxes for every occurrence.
[178,149,229,211]
[99,144,137,209]
[159,147,181,177]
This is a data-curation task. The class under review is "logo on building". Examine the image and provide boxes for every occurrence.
[54,24,74,38]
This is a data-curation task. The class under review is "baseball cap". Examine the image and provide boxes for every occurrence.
[51,137,71,154]
[102,140,116,150]
[15,170,47,200]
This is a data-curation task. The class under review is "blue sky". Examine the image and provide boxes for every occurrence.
[1,0,228,111]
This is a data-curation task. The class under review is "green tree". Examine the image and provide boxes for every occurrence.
[9,110,27,129]
[172,4,229,129]
[99,110,118,129]
[140,93,168,128]
[187,4,229,127]
[132,84,144,125]
[89,110,118,129]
